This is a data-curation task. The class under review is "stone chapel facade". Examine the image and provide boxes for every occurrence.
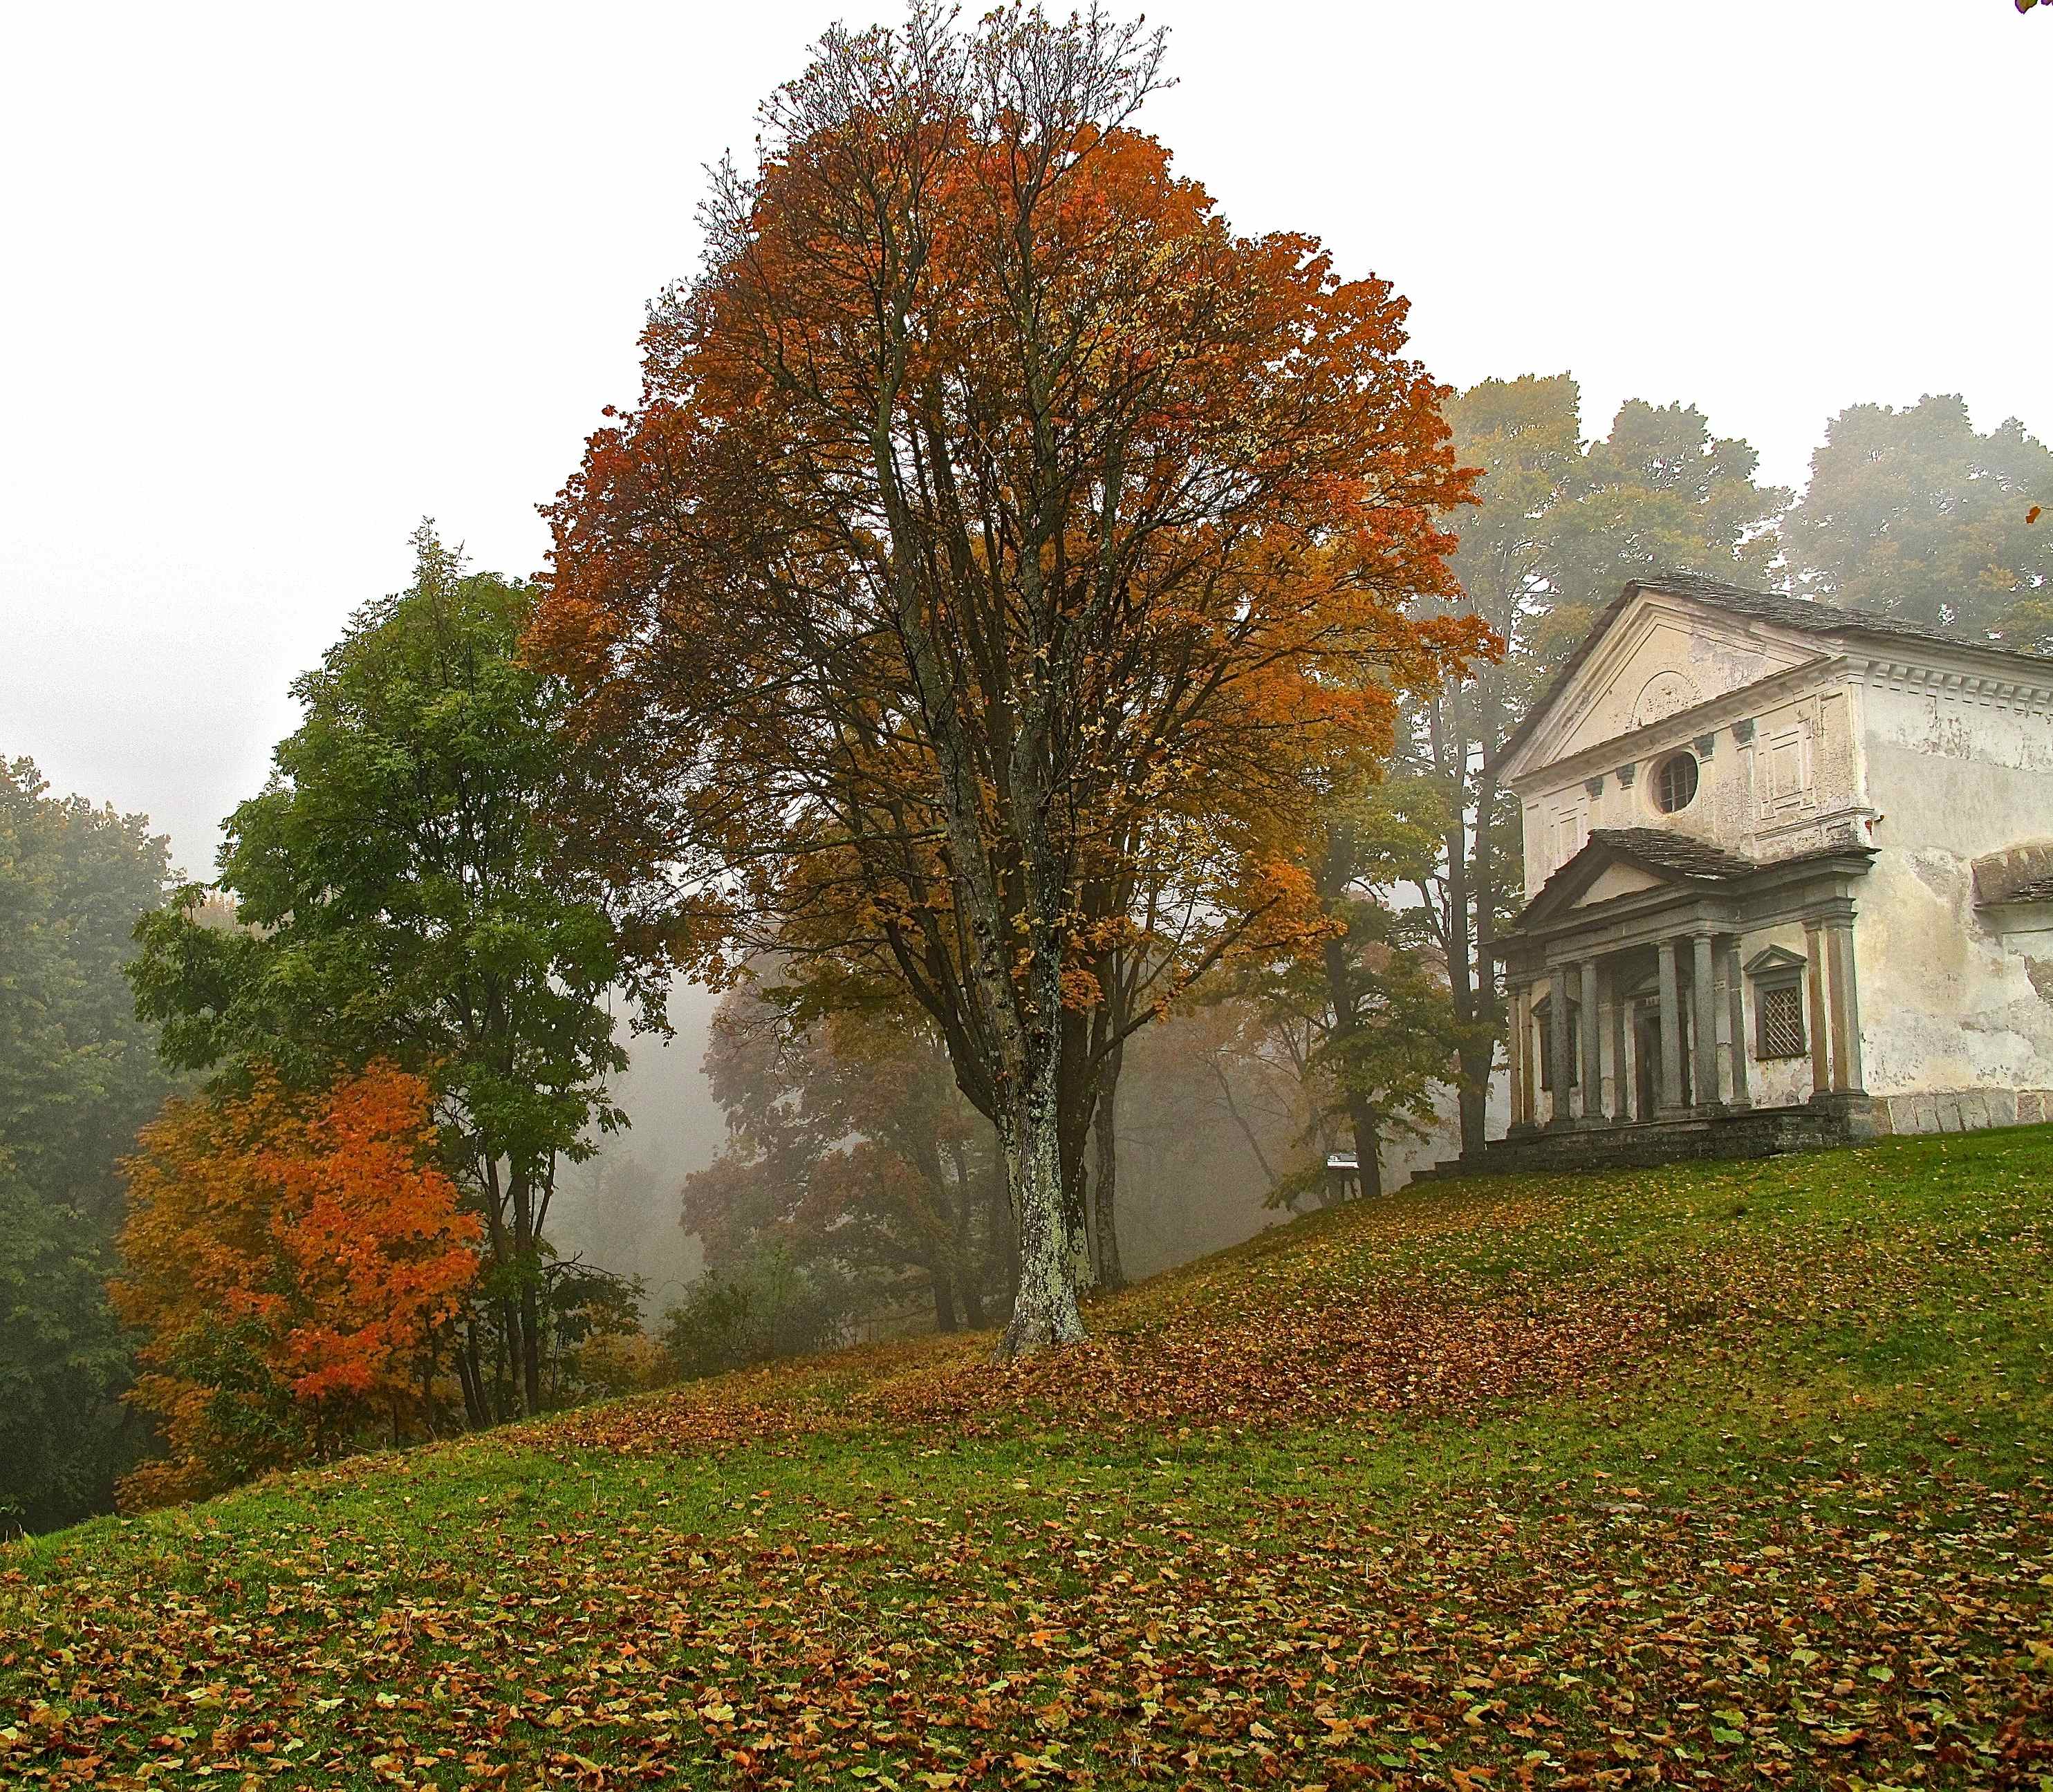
[1474,573,2053,1171]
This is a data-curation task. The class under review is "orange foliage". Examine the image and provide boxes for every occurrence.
[531,12,1498,1350]
[113,1063,479,1506]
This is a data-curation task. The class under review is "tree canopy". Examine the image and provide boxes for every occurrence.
[0,758,175,1532]
[1783,393,2053,646]
[129,525,653,1418]
[113,1062,478,1506]
[534,4,1485,1352]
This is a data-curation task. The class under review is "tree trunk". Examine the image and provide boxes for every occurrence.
[1348,1096,1383,1201]
[998,963,1085,1356]
[1459,722,1500,1158]
[1460,673,1510,1159]
[931,1267,960,1334]
[987,1144,1017,1321]
[947,1140,988,1329]
[456,1325,488,1429]
[511,1170,544,1416]
[1320,915,1376,1203]
[1091,1036,1126,1291]
[1056,1002,1096,1287]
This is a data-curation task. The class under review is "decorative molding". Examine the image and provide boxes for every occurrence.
[1634,669,1704,729]
[1693,732,1718,758]
[1617,761,1637,787]
[1853,656,2053,716]
[1506,653,1850,792]
[1744,944,1808,978]
[1732,718,1756,744]
[1584,774,1605,797]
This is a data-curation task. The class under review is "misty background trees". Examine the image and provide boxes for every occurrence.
[0,760,175,1532]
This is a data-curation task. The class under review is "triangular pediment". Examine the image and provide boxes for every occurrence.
[1503,589,1826,783]
[1744,945,1808,977]
[1573,861,1665,906]
[1516,837,1693,930]
[1509,825,1757,936]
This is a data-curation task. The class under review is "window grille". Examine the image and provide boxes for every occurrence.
[1655,752,1699,814]
[1758,982,1805,1059]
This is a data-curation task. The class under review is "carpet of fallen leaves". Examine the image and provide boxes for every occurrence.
[544,1166,2043,1458]
[6,1135,2052,1790]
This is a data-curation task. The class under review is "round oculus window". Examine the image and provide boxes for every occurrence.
[1654,752,1699,814]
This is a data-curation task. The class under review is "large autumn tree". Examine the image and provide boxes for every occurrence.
[535,5,1483,1353]
[131,527,658,1419]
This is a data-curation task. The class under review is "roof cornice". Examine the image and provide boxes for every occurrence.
[1849,653,2053,713]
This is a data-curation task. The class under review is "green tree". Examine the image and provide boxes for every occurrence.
[130,525,661,1421]
[1783,393,2053,647]
[1241,778,1465,1204]
[1409,379,1790,1155]
[0,1156,139,1533]
[0,758,176,1220]
[0,758,174,1531]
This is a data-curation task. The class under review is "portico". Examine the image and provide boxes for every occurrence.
[1487,828,1878,1169]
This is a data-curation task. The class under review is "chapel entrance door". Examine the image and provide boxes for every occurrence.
[1635,1004,1693,1118]
[1635,1010,1661,1120]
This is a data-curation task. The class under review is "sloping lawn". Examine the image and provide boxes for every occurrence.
[6,1128,2051,1790]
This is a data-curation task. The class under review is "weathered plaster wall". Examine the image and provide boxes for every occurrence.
[1541,601,1812,766]
[1738,920,1817,1110]
[1518,671,1868,897]
[1855,680,2053,1097]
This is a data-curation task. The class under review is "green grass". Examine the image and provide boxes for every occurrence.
[6,1129,2053,1789]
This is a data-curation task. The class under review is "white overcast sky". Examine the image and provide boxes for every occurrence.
[3,1,2047,878]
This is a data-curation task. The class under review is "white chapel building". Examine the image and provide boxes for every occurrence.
[1474,574,2053,1170]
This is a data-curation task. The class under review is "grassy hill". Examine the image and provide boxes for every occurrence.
[6,1130,2052,1791]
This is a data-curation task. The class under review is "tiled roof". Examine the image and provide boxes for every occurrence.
[1505,827,1875,935]
[1592,826,1756,881]
[1619,574,2008,655]
[1988,873,2053,906]
[1494,574,2053,776]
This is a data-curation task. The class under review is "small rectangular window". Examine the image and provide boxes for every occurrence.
[1756,982,1806,1059]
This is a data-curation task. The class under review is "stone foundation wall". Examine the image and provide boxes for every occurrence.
[1431,1101,1877,1180]
[1871,1088,2053,1135]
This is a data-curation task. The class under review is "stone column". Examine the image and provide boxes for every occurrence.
[1579,959,1603,1121]
[1826,920,1866,1094]
[1519,977,1535,1132]
[1803,919,1830,1099]
[1505,984,1526,1130]
[1548,970,1573,1128]
[1692,932,1719,1111]
[1724,937,1752,1110]
[1656,938,1685,1117]
[1608,981,1629,1127]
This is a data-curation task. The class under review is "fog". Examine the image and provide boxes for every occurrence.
[5,0,2045,1281]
